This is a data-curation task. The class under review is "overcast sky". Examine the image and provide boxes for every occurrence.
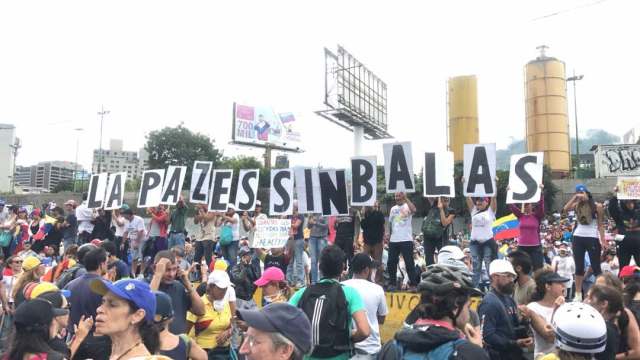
[1,0,636,172]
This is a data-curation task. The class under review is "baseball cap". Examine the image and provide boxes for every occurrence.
[575,184,588,193]
[90,279,156,323]
[255,200,262,207]
[154,291,174,323]
[228,204,236,211]
[540,272,570,284]
[90,239,103,246]
[31,208,41,217]
[619,265,640,279]
[207,270,231,288]
[22,256,41,271]
[14,299,56,329]
[254,267,286,287]
[212,259,229,271]
[30,282,71,300]
[489,259,516,276]
[237,302,312,354]
[350,253,375,273]
[35,289,70,317]
[238,246,251,257]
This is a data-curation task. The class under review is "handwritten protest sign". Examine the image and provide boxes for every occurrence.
[617,177,640,200]
[252,218,291,249]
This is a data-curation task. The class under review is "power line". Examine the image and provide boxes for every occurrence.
[531,0,609,21]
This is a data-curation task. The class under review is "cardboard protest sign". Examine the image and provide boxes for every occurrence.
[383,142,415,193]
[617,177,640,200]
[87,173,109,209]
[351,157,377,206]
[190,161,213,204]
[161,166,187,206]
[209,170,234,212]
[252,218,291,248]
[423,152,455,198]
[507,153,544,204]
[294,167,322,214]
[463,144,497,197]
[270,169,294,215]
[104,172,126,210]
[319,169,349,216]
[138,169,166,208]
[236,169,259,211]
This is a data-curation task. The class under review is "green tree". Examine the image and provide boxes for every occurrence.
[145,124,223,187]
[52,180,74,193]
[126,178,142,192]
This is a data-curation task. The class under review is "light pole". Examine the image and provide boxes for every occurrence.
[73,128,84,192]
[567,71,583,178]
[97,105,110,173]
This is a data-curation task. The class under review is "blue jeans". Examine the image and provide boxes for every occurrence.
[287,239,306,286]
[470,239,497,288]
[168,232,186,249]
[222,240,239,268]
[308,236,327,284]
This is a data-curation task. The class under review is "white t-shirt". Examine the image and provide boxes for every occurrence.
[552,255,575,289]
[574,220,599,238]
[526,302,555,359]
[342,278,389,354]
[126,215,146,248]
[75,202,95,234]
[112,216,128,237]
[389,203,413,243]
[470,207,495,242]
[3,274,17,303]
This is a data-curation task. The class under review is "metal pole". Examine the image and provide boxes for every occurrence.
[97,106,110,173]
[353,126,364,156]
[573,73,579,178]
[73,128,82,192]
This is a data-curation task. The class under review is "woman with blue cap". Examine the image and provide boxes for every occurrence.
[90,278,159,359]
[563,183,606,302]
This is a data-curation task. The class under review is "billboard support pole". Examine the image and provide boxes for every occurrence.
[354,126,364,156]
[263,144,272,170]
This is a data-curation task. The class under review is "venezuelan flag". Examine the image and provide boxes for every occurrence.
[492,214,520,241]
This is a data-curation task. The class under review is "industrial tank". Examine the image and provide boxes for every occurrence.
[525,46,571,178]
[448,75,479,162]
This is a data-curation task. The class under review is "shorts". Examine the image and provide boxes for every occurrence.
[131,244,143,261]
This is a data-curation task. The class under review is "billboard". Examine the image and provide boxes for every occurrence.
[594,144,640,178]
[232,103,303,152]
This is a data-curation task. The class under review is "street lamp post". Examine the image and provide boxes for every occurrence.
[73,128,84,192]
[567,71,583,178]
[97,105,110,173]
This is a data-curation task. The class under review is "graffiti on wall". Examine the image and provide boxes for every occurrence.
[597,145,640,177]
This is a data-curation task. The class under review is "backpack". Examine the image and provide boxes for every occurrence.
[386,338,467,360]
[55,265,82,289]
[220,224,234,246]
[297,281,350,358]
[422,208,445,239]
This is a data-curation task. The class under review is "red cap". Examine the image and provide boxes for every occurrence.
[90,239,103,246]
[619,265,640,279]
[31,208,41,217]
[254,267,285,287]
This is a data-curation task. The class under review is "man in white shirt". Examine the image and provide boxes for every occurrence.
[387,192,419,290]
[343,253,388,359]
[122,208,146,277]
[75,193,96,244]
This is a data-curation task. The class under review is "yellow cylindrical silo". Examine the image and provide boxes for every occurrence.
[525,47,571,178]
[448,75,479,162]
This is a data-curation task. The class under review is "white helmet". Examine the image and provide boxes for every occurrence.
[552,302,607,354]
[437,245,465,264]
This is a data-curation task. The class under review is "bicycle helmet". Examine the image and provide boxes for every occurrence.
[418,264,479,296]
[552,302,607,354]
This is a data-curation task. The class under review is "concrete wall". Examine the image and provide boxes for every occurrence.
[553,178,616,210]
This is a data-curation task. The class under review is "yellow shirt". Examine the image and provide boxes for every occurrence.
[186,295,231,350]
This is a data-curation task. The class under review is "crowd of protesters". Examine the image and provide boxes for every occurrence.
[0,180,639,359]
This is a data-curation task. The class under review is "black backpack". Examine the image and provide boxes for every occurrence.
[297,281,350,358]
[55,265,82,289]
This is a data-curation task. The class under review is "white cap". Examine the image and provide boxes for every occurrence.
[437,245,465,264]
[255,200,262,207]
[489,259,516,276]
[207,270,231,288]
[227,204,236,211]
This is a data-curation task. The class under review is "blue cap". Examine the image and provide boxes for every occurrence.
[237,302,312,354]
[90,279,156,323]
[0,200,5,206]
[154,291,174,323]
[575,184,588,193]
